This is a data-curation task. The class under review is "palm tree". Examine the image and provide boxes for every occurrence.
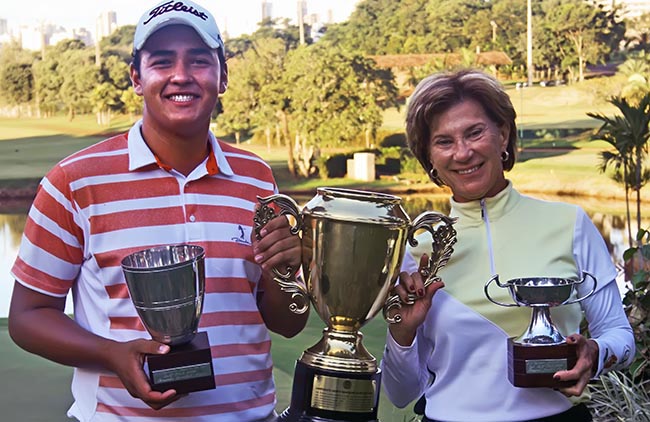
[618,54,650,104]
[588,94,650,247]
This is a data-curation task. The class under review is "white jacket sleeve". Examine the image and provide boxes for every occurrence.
[573,208,635,376]
[380,325,433,408]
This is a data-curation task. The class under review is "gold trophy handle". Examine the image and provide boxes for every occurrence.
[383,211,457,324]
[254,194,309,315]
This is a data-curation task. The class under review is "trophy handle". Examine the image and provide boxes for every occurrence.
[484,274,520,307]
[383,211,457,324]
[562,271,598,305]
[254,194,309,315]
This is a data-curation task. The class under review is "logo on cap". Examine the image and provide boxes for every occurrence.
[143,1,209,26]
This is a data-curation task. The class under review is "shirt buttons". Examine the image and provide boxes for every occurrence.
[189,215,196,222]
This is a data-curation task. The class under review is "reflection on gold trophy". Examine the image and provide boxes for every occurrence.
[254,187,456,422]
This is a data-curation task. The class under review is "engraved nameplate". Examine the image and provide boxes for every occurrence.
[151,362,213,384]
[525,358,568,374]
[311,374,376,413]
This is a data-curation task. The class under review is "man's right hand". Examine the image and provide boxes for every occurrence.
[106,338,185,410]
[9,282,183,410]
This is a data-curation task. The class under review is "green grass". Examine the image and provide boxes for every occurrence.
[0,115,132,182]
[0,319,74,422]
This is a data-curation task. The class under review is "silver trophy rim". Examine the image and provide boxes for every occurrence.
[120,244,206,272]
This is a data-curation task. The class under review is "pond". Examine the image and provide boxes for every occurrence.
[1,192,643,317]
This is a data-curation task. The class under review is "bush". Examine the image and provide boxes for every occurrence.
[316,153,351,178]
[380,132,407,148]
[623,228,650,383]
[588,371,650,421]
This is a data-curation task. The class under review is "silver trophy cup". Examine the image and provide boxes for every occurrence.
[484,272,597,388]
[121,244,215,393]
[121,244,206,345]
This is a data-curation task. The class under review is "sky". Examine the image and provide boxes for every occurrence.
[0,0,359,39]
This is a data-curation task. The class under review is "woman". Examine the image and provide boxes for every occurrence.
[381,69,634,422]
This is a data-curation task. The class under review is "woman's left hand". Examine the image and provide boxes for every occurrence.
[553,334,599,396]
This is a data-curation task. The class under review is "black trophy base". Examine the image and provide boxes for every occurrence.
[146,331,215,394]
[278,360,381,422]
[508,338,577,388]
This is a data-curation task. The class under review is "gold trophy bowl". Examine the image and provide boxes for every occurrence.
[254,187,456,421]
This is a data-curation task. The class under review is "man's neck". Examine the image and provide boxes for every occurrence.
[140,124,210,176]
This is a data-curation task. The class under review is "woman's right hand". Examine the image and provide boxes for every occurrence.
[388,254,444,346]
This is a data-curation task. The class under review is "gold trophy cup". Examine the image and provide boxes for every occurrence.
[254,187,456,422]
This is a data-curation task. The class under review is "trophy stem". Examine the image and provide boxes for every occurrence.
[301,328,377,373]
[515,306,565,345]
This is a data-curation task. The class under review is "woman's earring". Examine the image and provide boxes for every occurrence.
[501,151,510,162]
[428,168,444,186]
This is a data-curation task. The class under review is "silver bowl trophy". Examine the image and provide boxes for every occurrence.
[254,187,456,422]
[121,244,215,394]
[484,272,597,388]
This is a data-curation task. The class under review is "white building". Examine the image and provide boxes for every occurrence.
[95,11,117,43]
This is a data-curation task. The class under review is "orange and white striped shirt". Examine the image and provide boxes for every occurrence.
[12,120,280,421]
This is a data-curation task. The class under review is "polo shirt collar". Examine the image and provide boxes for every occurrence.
[127,119,234,177]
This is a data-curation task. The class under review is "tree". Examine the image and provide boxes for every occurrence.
[617,52,650,103]
[283,44,399,177]
[0,62,33,110]
[0,42,35,114]
[120,87,142,122]
[626,12,650,53]
[32,55,63,117]
[540,0,625,82]
[588,95,650,246]
[58,48,100,120]
[92,54,131,122]
[99,25,137,63]
[219,37,297,172]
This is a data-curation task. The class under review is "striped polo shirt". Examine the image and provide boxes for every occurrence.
[12,120,280,421]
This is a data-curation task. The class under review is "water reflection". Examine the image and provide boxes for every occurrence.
[1,194,644,316]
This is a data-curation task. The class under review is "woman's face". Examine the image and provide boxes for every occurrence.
[428,99,509,203]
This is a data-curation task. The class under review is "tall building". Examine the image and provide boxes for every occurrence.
[297,1,308,22]
[596,0,650,19]
[95,11,117,43]
[261,1,273,21]
[620,0,650,18]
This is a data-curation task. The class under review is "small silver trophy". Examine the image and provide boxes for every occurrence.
[121,244,215,394]
[484,272,597,388]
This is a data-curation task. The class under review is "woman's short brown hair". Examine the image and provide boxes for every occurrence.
[405,69,517,184]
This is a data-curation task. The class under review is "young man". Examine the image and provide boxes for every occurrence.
[9,1,307,420]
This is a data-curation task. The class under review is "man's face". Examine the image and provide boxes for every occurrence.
[130,24,223,136]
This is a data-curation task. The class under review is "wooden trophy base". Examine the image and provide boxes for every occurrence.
[146,331,215,394]
[278,360,381,422]
[508,338,577,388]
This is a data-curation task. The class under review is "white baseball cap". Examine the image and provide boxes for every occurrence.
[133,0,224,52]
